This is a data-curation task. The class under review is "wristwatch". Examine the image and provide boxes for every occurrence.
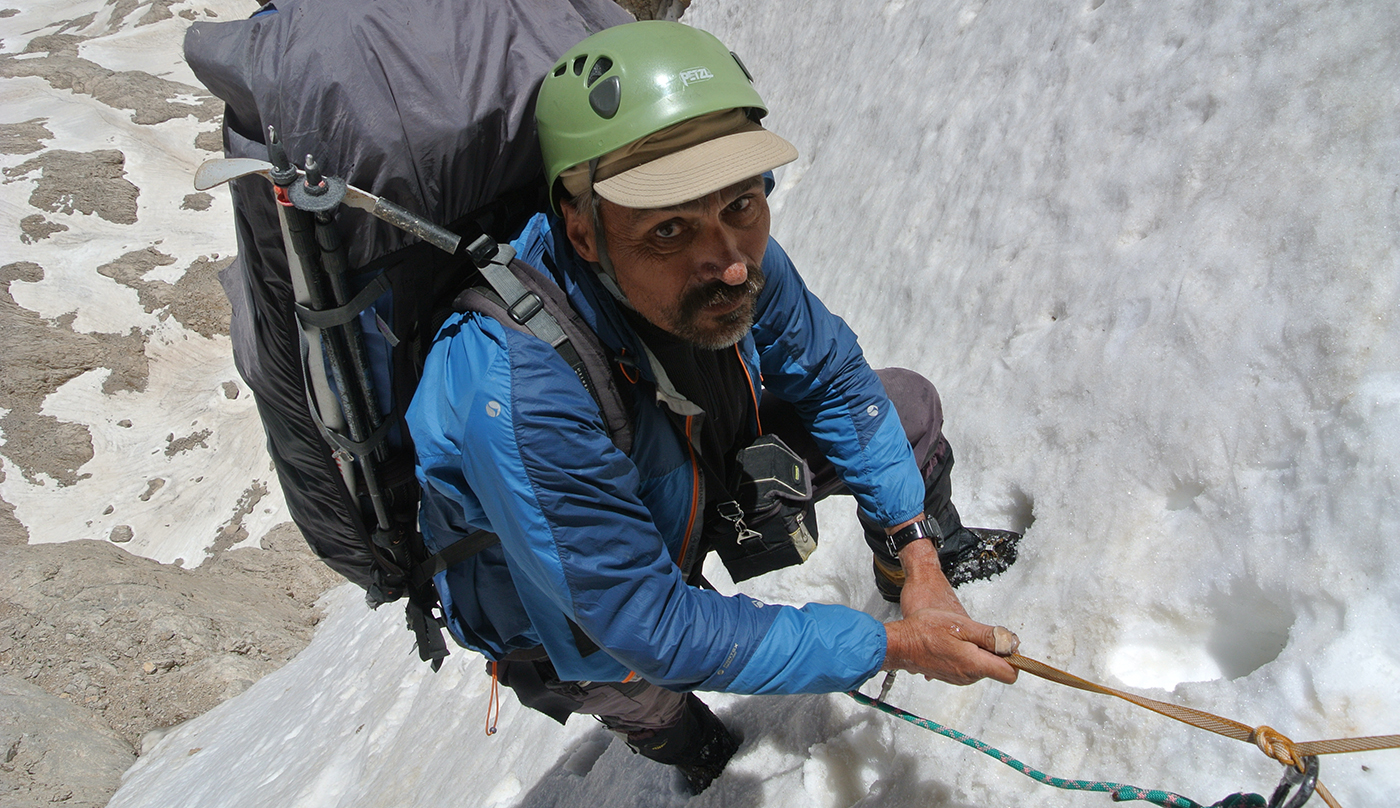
[884,517,941,557]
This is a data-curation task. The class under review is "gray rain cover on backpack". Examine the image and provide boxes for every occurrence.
[183,0,633,587]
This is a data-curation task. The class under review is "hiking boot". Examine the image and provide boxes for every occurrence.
[873,527,1021,603]
[626,694,740,795]
[873,554,907,603]
[940,526,1020,588]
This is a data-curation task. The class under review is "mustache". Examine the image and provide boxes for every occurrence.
[678,265,766,320]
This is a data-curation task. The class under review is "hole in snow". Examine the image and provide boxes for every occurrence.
[1006,486,1036,534]
[1165,475,1206,510]
[1206,580,1293,680]
[1108,579,1293,689]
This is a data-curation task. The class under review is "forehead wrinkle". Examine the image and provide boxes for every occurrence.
[622,176,765,225]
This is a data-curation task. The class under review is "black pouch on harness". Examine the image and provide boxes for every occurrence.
[713,435,819,582]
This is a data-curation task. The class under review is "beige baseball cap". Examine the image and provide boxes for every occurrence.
[559,109,798,209]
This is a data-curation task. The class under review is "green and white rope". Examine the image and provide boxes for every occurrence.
[846,690,1267,808]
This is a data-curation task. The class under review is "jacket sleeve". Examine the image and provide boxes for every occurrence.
[750,238,927,529]
[409,311,886,693]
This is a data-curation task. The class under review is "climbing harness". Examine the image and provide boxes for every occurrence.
[851,653,1400,808]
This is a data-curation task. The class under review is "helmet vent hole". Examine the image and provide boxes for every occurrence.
[553,63,567,77]
[572,55,587,76]
[731,51,754,83]
[586,56,613,87]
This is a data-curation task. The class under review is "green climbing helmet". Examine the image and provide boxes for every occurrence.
[536,21,770,211]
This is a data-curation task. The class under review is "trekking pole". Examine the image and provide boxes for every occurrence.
[266,134,374,480]
[263,133,402,588]
[261,130,351,496]
[288,152,414,580]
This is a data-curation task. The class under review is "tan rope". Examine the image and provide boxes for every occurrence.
[1005,653,1400,807]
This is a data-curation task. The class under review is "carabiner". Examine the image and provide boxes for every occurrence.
[1266,755,1319,808]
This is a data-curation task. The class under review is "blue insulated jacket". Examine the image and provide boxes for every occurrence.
[407,213,926,694]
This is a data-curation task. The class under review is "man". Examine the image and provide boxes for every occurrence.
[407,20,1020,794]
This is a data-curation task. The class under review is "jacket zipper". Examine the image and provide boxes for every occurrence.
[735,343,763,435]
[676,414,701,572]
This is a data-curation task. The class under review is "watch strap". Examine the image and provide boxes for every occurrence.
[884,517,941,557]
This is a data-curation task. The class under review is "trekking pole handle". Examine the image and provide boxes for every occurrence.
[371,197,461,256]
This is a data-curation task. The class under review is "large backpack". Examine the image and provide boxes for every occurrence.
[184,0,634,667]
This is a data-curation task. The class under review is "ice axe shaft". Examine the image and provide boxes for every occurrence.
[193,157,462,255]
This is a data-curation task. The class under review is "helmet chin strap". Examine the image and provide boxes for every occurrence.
[588,157,634,309]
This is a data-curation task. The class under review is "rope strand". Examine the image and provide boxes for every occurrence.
[849,652,1398,807]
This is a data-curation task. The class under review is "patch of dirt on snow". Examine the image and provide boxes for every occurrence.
[0,262,148,486]
[0,34,221,125]
[96,248,234,338]
[3,149,140,225]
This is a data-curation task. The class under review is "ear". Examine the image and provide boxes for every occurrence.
[560,203,599,263]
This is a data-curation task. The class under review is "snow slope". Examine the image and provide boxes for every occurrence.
[0,0,288,566]
[87,0,1400,805]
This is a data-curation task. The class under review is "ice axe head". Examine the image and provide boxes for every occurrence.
[193,157,278,192]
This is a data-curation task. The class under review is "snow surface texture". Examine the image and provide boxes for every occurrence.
[80,0,1400,805]
[0,0,287,566]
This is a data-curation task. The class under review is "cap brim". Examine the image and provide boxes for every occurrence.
[593,129,798,209]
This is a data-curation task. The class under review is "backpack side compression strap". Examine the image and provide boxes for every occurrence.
[409,528,498,590]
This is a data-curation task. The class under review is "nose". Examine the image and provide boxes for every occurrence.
[699,222,748,286]
[718,257,747,286]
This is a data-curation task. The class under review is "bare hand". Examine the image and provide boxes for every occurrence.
[883,608,1019,685]
[880,538,1018,685]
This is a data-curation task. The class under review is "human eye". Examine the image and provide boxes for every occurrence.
[727,195,753,214]
[653,220,683,239]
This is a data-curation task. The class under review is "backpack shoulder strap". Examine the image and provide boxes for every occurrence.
[410,244,634,589]
[461,245,633,454]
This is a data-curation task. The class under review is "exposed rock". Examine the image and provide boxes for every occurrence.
[0,674,134,808]
[17,214,67,244]
[615,0,689,20]
[0,262,149,487]
[168,256,234,338]
[0,35,221,125]
[1,411,94,486]
[95,248,233,338]
[0,468,27,547]
[0,530,341,751]
[194,129,222,152]
[0,118,52,155]
[3,149,140,225]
